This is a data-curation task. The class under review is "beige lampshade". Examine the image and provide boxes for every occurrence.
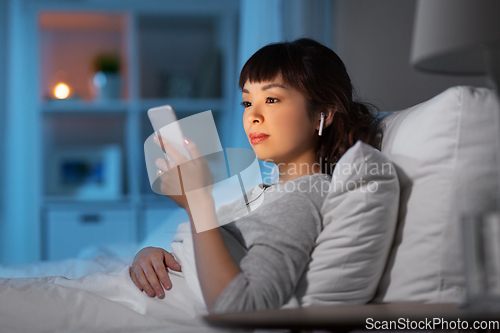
[411,0,500,75]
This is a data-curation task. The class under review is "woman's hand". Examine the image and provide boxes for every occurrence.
[154,135,214,211]
[129,247,182,299]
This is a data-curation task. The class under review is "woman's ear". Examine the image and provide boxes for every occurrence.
[325,109,334,128]
[323,108,334,129]
[316,108,335,132]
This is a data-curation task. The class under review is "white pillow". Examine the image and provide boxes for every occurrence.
[373,86,500,303]
[296,140,400,306]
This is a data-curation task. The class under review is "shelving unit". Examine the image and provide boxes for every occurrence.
[32,2,238,261]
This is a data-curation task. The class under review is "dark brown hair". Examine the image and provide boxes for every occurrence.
[239,38,383,175]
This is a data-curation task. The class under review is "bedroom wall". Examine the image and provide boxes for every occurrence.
[0,0,7,230]
[331,0,490,111]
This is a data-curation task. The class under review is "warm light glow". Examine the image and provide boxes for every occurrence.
[54,83,70,99]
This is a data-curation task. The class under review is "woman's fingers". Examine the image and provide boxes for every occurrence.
[154,135,188,163]
[129,267,143,291]
[155,157,170,172]
[152,135,166,152]
[183,137,203,159]
[163,249,182,272]
[151,258,172,291]
[141,262,165,299]
[133,265,155,297]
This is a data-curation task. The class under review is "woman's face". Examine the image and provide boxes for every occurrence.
[241,77,318,165]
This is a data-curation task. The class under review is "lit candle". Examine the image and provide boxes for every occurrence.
[54,83,70,99]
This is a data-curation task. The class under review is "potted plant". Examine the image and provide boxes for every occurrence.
[92,52,122,100]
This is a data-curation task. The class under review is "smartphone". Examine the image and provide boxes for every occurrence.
[147,105,191,162]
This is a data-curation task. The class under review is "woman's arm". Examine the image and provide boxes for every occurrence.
[154,136,242,310]
[185,192,241,312]
[207,176,327,314]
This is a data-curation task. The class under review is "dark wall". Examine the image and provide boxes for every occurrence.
[332,0,489,111]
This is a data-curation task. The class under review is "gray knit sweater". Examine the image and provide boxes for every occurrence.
[210,173,331,314]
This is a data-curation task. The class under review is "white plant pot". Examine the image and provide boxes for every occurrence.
[92,71,122,100]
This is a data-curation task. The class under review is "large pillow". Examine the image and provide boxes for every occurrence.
[373,86,500,303]
[296,140,400,306]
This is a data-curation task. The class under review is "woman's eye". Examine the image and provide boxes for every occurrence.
[241,101,251,108]
[266,97,279,103]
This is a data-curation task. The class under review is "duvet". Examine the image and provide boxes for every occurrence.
[0,222,245,333]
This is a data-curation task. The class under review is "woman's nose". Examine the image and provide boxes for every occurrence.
[246,104,264,124]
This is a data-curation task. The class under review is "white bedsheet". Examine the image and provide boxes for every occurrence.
[0,222,247,333]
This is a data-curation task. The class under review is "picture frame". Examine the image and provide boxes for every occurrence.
[47,145,122,200]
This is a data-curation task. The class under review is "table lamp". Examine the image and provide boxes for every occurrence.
[410,0,500,94]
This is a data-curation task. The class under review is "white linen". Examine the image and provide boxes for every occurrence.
[0,267,213,333]
[0,222,241,333]
[0,255,132,280]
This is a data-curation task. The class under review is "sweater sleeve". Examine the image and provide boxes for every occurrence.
[209,188,323,314]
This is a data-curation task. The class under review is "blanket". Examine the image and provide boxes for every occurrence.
[0,222,247,333]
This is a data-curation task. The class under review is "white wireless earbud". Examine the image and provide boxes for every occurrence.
[318,112,325,136]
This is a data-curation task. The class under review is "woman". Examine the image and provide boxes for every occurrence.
[130,38,382,314]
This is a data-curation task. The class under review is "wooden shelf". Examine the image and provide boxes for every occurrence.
[137,98,224,113]
[40,98,224,114]
[41,99,129,113]
[43,198,133,210]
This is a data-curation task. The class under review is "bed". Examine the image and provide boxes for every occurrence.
[2,85,496,333]
[0,216,250,333]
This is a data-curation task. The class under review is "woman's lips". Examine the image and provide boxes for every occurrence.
[249,133,270,144]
